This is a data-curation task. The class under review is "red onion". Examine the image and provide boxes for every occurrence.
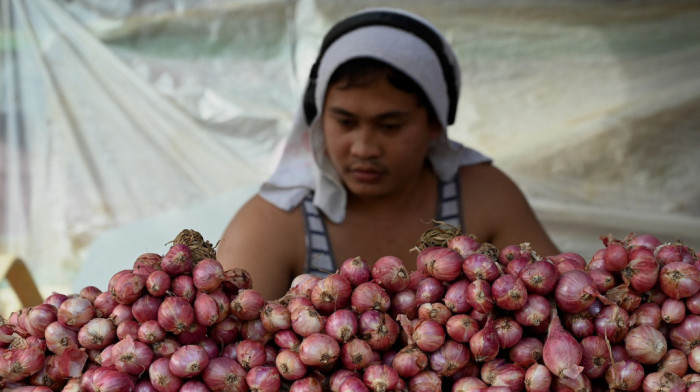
[94,292,118,318]
[509,337,543,369]
[392,345,428,378]
[604,241,629,272]
[580,335,611,379]
[656,241,697,265]
[325,309,358,343]
[180,381,210,392]
[290,376,323,392]
[177,322,207,345]
[57,296,95,329]
[340,338,373,370]
[418,302,452,324]
[629,233,662,251]
[658,348,688,377]
[429,339,470,377]
[519,259,558,296]
[260,302,291,333]
[594,305,630,343]
[25,304,57,338]
[448,234,480,258]
[660,262,700,299]
[554,270,601,313]
[235,339,265,370]
[390,289,418,319]
[452,376,487,391]
[622,247,659,292]
[276,348,307,381]
[607,283,643,313]
[192,292,218,327]
[108,303,134,326]
[507,255,532,277]
[137,320,166,344]
[552,373,591,392]
[687,291,700,315]
[415,277,445,305]
[211,316,240,346]
[350,282,390,313]
[542,311,583,379]
[462,252,501,282]
[339,256,371,287]
[492,274,528,311]
[689,346,700,373]
[311,274,353,314]
[524,363,551,392]
[422,247,463,282]
[403,317,443,353]
[670,314,700,354]
[491,363,525,390]
[116,320,140,341]
[442,279,471,313]
[291,274,320,297]
[170,344,209,378]
[112,273,147,305]
[466,279,494,314]
[514,293,550,328]
[0,344,44,382]
[330,369,356,392]
[171,275,196,302]
[662,298,687,324]
[201,357,248,392]
[152,337,181,358]
[371,256,409,293]
[111,335,154,375]
[446,314,479,343]
[192,258,225,292]
[157,296,194,334]
[149,357,183,392]
[78,317,116,350]
[132,295,162,324]
[363,363,399,392]
[588,268,616,294]
[470,317,499,362]
[494,317,523,349]
[643,371,686,392]
[298,333,340,366]
[408,370,442,391]
[91,368,136,392]
[146,270,171,297]
[44,321,79,356]
[160,243,193,275]
[408,269,429,291]
[274,329,301,352]
[246,366,281,392]
[44,292,69,310]
[291,305,325,337]
[631,302,662,329]
[605,359,644,391]
[358,310,399,351]
[230,289,265,321]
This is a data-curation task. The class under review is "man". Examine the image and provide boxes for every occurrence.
[218,8,559,300]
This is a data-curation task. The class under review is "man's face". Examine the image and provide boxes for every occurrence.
[322,77,440,199]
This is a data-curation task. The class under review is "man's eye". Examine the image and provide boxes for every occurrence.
[336,118,354,127]
[381,123,401,131]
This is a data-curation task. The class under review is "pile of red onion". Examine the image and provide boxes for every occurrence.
[1,229,700,392]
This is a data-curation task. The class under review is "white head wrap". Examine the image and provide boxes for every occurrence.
[260,8,490,223]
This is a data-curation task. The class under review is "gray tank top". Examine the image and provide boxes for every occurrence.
[302,175,463,277]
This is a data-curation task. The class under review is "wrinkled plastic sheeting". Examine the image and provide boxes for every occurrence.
[0,0,269,286]
[2,0,700,292]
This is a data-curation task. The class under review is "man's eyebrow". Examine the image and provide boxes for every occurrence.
[327,107,410,119]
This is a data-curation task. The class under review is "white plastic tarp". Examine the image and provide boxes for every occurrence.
[1,0,699,298]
